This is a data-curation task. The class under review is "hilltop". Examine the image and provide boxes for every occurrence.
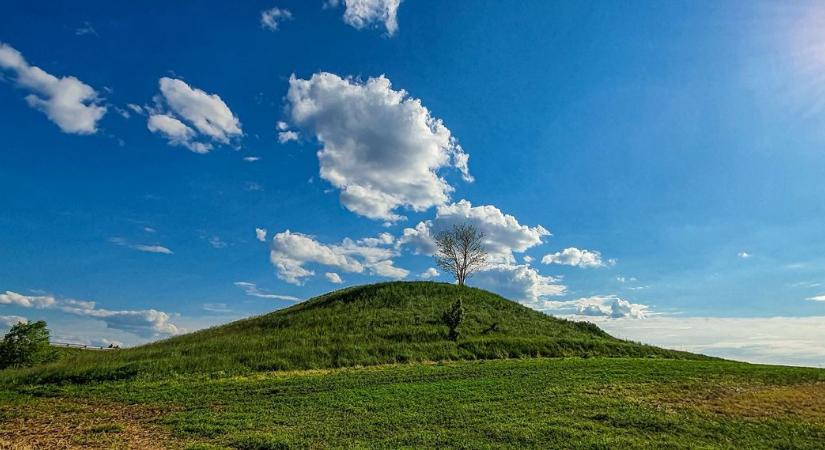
[2,281,696,384]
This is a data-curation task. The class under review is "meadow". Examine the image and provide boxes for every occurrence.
[2,358,825,448]
[1,282,823,449]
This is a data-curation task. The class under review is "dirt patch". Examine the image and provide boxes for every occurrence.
[0,397,187,449]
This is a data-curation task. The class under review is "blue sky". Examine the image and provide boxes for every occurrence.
[1,0,824,366]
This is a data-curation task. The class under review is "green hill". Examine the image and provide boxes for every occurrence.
[1,281,697,385]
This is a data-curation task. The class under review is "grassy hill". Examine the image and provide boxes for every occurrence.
[1,282,697,385]
[2,282,825,448]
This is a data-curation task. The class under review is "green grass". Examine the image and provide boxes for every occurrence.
[3,358,824,448]
[2,281,822,448]
[0,282,699,385]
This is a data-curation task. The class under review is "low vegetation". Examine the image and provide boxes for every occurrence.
[0,282,696,385]
[2,282,823,448]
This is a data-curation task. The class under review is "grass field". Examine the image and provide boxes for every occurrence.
[2,358,825,449]
[1,282,823,449]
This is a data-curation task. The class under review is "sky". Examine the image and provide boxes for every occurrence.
[1,0,824,367]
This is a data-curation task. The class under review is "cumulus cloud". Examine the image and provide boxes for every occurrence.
[0,290,179,338]
[0,42,106,134]
[419,267,439,279]
[470,264,566,304]
[148,77,242,153]
[109,237,173,254]
[738,251,752,259]
[806,295,825,302]
[328,0,401,36]
[147,114,209,153]
[398,200,549,263]
[233,281,300,301]
[542,295,649,319]
[286,72,471,221]
[255,228,268,242]
[278,130,299,143]
[541,247,610,268]
[325,272,343,284]
[269,230,408,284]
[0,291,57,308]
[260,7,293,31]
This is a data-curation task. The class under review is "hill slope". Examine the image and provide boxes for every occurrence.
[2,282,700,384]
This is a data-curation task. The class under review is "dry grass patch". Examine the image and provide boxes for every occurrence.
[0,396,186,449]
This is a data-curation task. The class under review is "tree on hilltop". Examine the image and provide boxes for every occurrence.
[434,223,488,286]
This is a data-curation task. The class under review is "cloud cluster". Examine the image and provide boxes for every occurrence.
[599,315,825,367]
[399,200,549,263]
[0,42,106,134]
[327,0,401,36]
[148,77,242,153]
[269,230,408,284]
[469,264,565,304]
[0,291,180,338]
[233,281,300,301]
[541,295,649,319]
[0,291,57,308]
[286,72,470,221]
[542,247,610,268]
[260,7,293,31]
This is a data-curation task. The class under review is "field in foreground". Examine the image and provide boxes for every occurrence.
[2,357,825,449]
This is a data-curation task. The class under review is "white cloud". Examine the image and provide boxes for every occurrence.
[207,235,227,249]
[148,77,242,153]
[542,247,610,268]
[523,255,533,263]
[130,244,172,254]
[598,315,825,367]
[75,22,97,36]
[276,120,289,131]
[0,290,179,338]
[0,315,27,328]
[58,299,179,337]
[541,295,649,319]
[233,281,300,301]
[0,42,106,134]
[806,295,825,302]
[470,263,566,304]
[325,272,343,284]
[269,230,408,284]
[243,156,261,162]
[286,72,471,221]
[109,237,173,254]
[738,251,752,259]
[147,114,210,153]
[278,130,299,143]
[398,200,548,263]
[255,228,268,242]
[127,103,144,114]
[419,267,439,279]
[202,303,232,313]
[330,0,401,36]
[0,291,57,308]
[260,7,293,31]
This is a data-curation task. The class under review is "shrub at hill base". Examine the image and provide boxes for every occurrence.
[0,320,57,370]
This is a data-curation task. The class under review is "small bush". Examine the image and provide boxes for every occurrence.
[442,299,465,341]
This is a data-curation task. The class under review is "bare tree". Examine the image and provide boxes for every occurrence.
[434,223,488,286]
